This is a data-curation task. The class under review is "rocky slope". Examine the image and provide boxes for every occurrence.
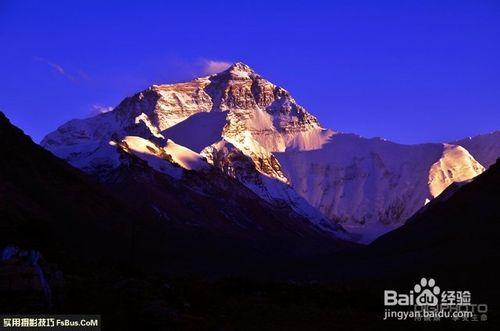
[0,111,358,322]
[41,63,496,241]
[0,113,146,263]
[1,109,354,308]
[41,63,344,234]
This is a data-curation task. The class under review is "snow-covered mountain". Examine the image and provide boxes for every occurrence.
[41,63,344,237]
[42,62,496,242]
[452,131,500,169]
[277,137,484,241]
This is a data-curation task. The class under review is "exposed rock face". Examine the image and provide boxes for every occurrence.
[427,144,485,197]
[41,63,340,232]
[41,63,330,182]
[41,62,496,241]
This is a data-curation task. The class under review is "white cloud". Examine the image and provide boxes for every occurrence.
[201,60,232,75]
[88,104,114,117]
[158,57,234,82]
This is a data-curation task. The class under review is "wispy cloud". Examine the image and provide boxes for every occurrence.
[201,60,232,75]
[34,56,73,80]
[157,57,234,83]
[34,56,90,81]
[88,104,114,117]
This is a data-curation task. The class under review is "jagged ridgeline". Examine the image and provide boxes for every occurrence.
[41,63,499,242]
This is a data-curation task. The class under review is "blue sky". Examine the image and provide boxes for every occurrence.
[1,0,499,143]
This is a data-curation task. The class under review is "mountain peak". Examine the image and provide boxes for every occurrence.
[228,62,253,72]
[220,62,255,78]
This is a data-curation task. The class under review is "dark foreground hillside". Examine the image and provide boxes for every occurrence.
[1,111,499,330]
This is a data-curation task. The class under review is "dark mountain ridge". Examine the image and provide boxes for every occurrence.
[0,111,351,278]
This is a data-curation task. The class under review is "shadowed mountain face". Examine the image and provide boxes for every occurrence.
[1,110,359,318]
[291,159,500,288]
[0,112,141,264]
[266,160,500,328]
[1,111,357,328]
[366,158,500,282]
[359,159,500,314]
[0,111,350,275]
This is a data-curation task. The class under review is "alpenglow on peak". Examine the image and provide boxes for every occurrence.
[41,63,491,242]
[210,62,257,80]
[225,62,254,73]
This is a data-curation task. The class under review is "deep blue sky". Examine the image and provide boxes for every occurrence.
[1,0,499,143]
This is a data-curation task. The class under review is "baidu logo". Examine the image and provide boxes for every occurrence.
[414,277,440,306]
[384,277,441,307]
[383,276,487,322]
